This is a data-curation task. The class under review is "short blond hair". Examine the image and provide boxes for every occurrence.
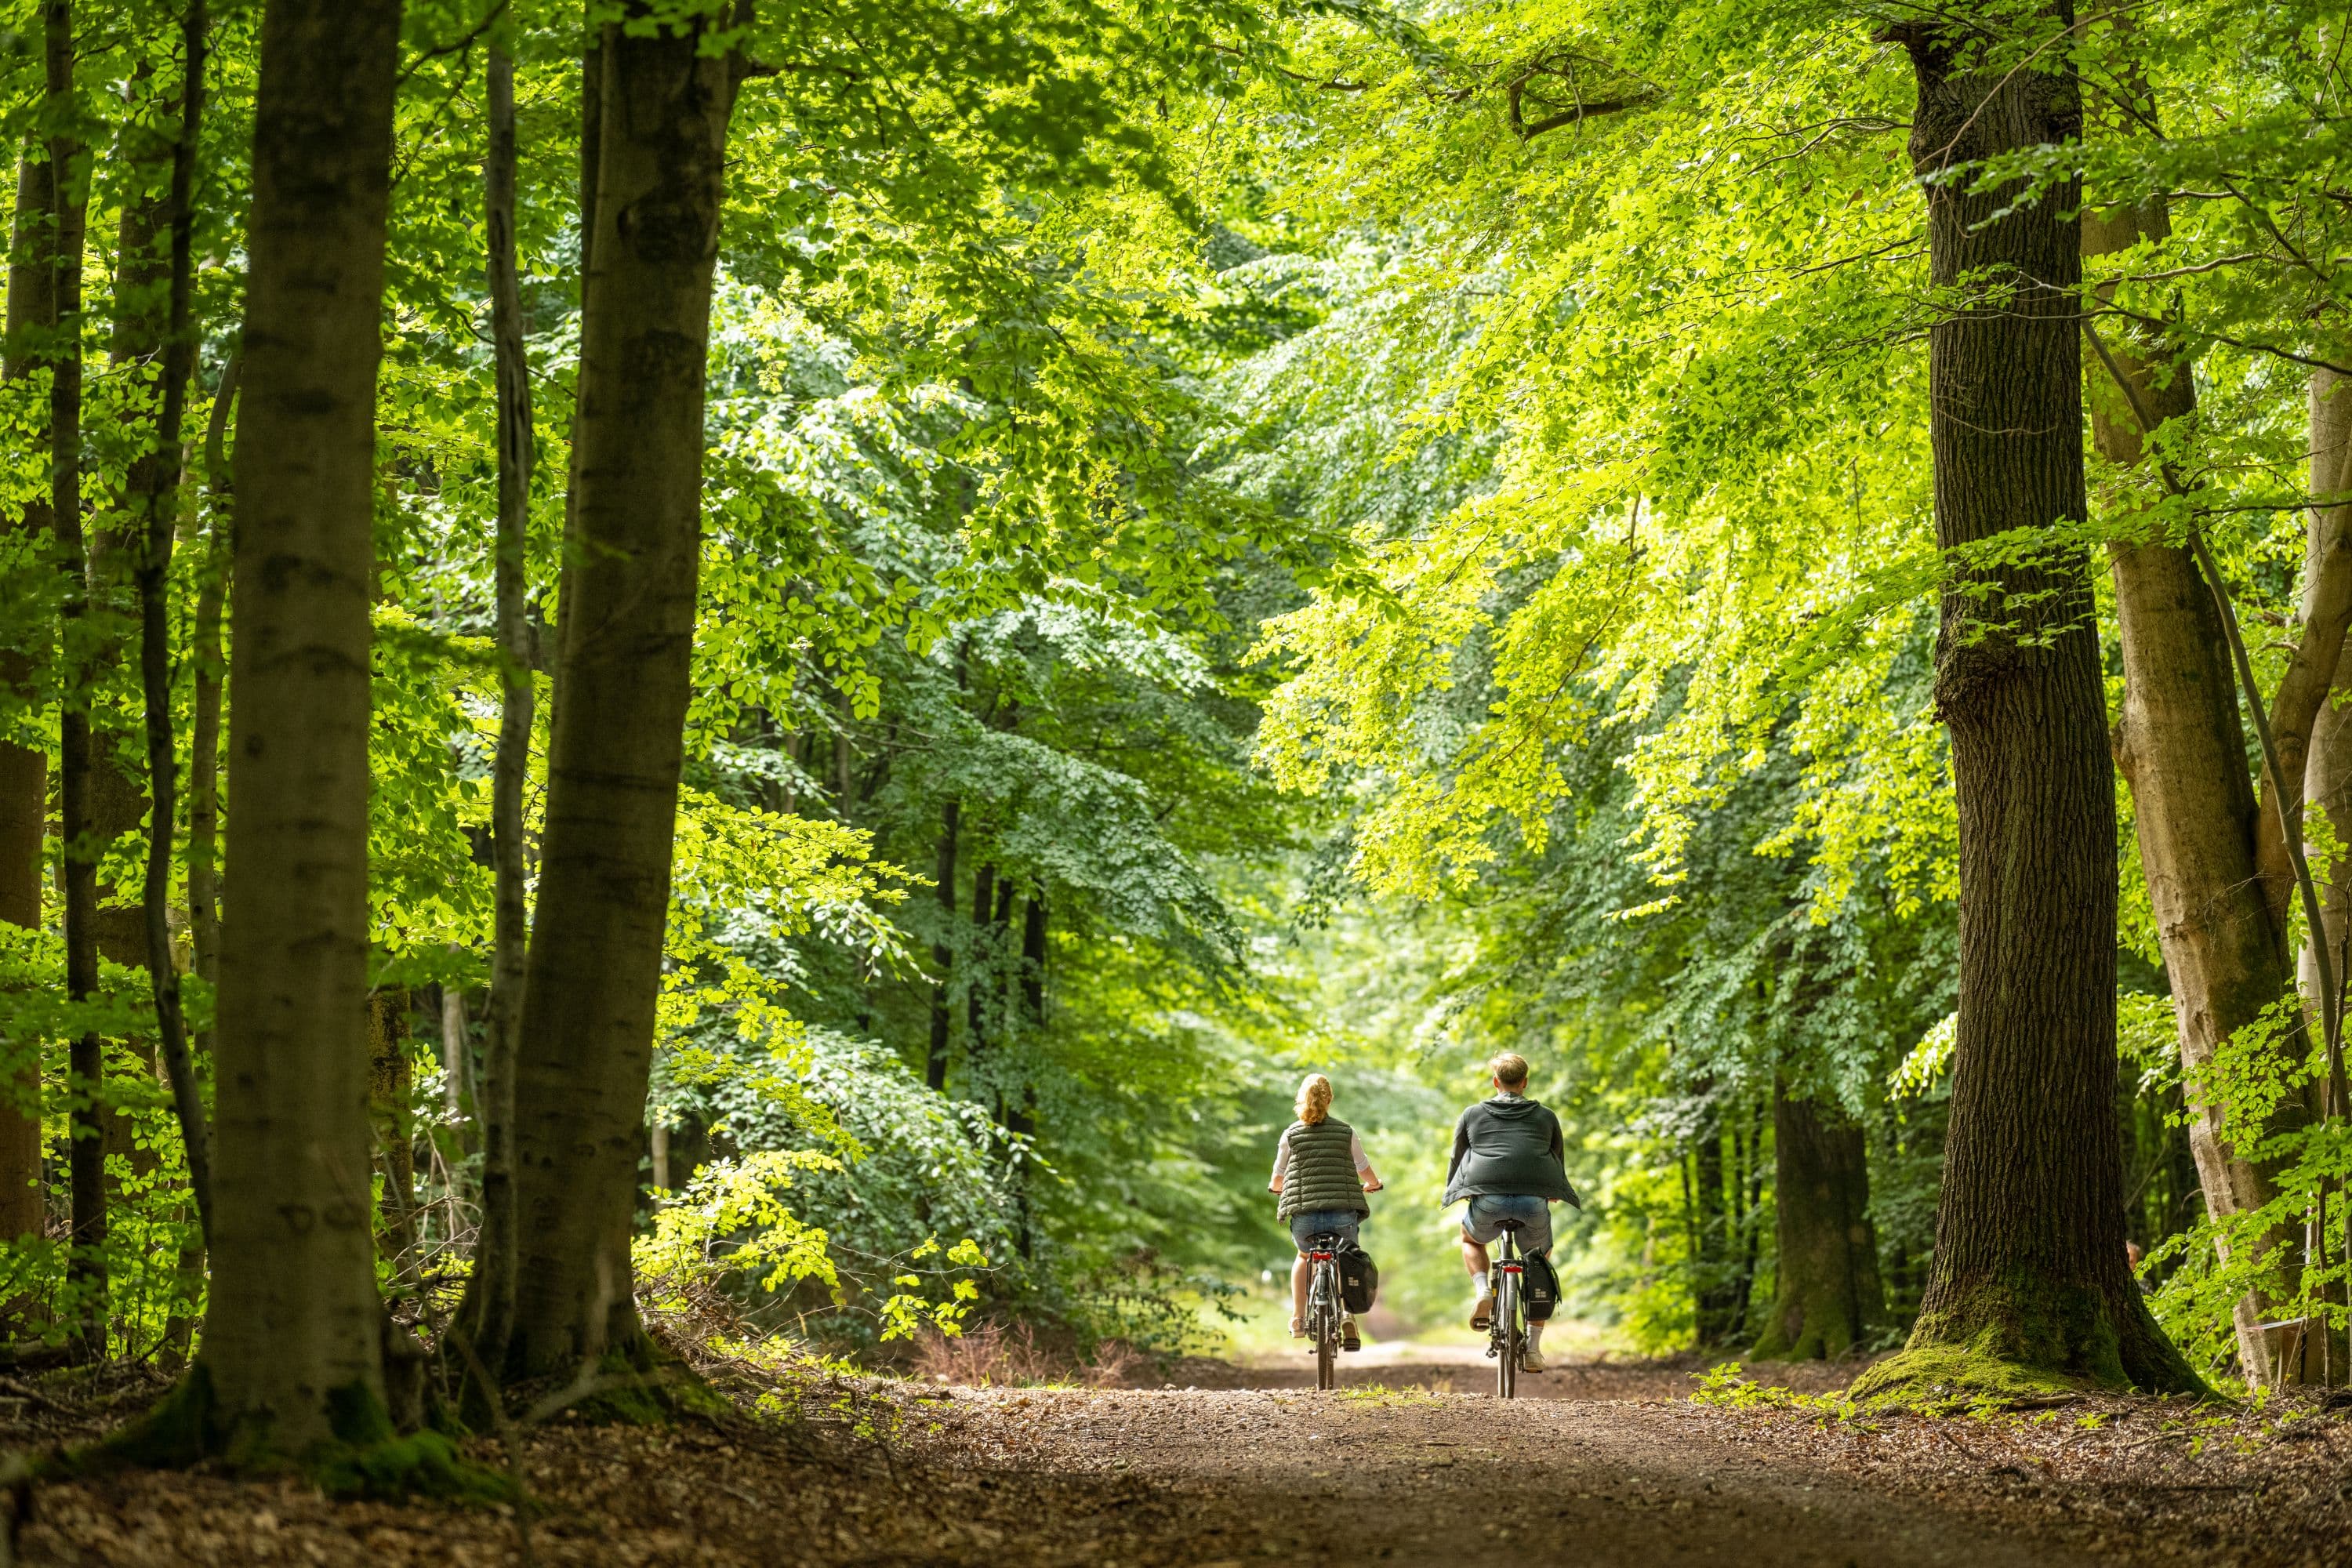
[1488,1052,1530,1090]
[1295,1073,1334,1125]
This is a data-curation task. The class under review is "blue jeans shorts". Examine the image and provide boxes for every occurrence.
[1289,1209,1362,1251]
[1460,1193,1552,1255]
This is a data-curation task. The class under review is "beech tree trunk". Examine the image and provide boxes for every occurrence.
[1860,18,2199,1396]
[1750,1084,1883,1361]
[204,0,404,1454]
[2090,196,2307,1385]
[0,156,53,1255]
[473,13,739,1383]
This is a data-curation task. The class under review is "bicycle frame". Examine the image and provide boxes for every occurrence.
[1487,1223,1525,1399]
[1305,1232,1346,1391]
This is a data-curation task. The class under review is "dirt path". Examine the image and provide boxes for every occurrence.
[16,1353,2349,1566]
[958,1381,2080,1567]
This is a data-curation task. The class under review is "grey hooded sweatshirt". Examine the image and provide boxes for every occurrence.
[1442,1093,1582,1207]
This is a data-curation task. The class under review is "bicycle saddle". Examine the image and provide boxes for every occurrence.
[1494,1218,1525,1232]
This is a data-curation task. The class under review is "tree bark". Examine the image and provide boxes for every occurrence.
[187,354,237,1043]
[470,38,535,1373]
[468,11,740,1384]
[368,989,416,1279]
[0,155,53,1256]
[204,0,403,1454]
[2086,64,2337,1377]
[45,0,106,1363]
[927,799,958,1091]
[1857,16,2200,1398]
[1750,1084,1883,1360]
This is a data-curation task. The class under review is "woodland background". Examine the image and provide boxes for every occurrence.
[0,0,2347,1451]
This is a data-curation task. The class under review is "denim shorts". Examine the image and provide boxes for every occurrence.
[1460,1193,1551,1254]
[1288,1209,1362,1251]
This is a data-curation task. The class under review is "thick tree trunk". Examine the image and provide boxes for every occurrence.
[472,13,739,1385]
[203,0,403,1454]
[0,156,53,1255]
[2091,196,2305,1385]
[1750,1084,1883,1361]
[927,799,958,1091]
[1857,19,2199,1399]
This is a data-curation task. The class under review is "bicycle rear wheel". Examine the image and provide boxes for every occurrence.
[1316,1327,1336,1390]
[1494,1275,1519,1400]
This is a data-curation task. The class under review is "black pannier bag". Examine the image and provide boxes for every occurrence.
[1337,1241,1380,1314]
[1520,1250,1559,1322]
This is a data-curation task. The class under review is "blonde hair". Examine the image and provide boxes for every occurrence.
[1488,1052,1530,1090]
[1295,1073,1334,1125]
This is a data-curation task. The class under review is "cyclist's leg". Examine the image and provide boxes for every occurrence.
[1461,1198,1500,1328]
[1286,1214,1313,1334]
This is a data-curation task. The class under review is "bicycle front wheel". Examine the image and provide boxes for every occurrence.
[1494,1276,1519,1400]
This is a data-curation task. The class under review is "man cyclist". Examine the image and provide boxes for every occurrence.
[1444,1051,1580,1371]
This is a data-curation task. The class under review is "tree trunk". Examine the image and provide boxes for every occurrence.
[129,1,215,1239]
[468,13,739,1385]
[1857,18,2200,1399]
[368,989,416,1279]
[203,0,403,1455]
[471,39,535,1368]
[2089,158,2332,1387]
[2293,365,2352,1385]
[0,155,53,1257]
[927,799,958,1091]
[1750,1084,1883,1360]
[45,0,105,1363]
[187,354,237,1045]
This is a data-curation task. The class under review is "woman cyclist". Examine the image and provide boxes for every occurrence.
[1269,1073,1382,1350]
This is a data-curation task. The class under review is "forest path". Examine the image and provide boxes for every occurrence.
[938,1377,2085,1568]
[22,1355,2342,1566]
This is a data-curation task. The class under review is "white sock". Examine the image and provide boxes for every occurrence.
[1475,1276,1494,1298]
[1526,1320,1545,1348]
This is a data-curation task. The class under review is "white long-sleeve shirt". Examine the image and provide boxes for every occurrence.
[1269,1130,1379,1192]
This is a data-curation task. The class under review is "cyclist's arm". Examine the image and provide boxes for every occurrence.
[1352,1131,1382,1192]
[1444,1111,1471,1187]
[1269,1138,1290,1195]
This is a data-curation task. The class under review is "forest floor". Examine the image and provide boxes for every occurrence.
[9,1341,2351,1566]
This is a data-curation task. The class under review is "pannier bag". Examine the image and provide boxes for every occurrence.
[1337,1241,1380,1314]
[1520,1250,1559,1322]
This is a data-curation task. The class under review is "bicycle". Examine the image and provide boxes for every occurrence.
[1486,1218,1529,1399]
[1302,1229,1347,1391]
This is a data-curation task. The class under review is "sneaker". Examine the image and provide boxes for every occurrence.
[1470,1292,1493,1332]
[1290,1316,1305,1339]
[1342,1318,1363,1352]
[1522,1323,1548,1373]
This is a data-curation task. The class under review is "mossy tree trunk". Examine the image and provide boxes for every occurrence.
[1857,13,2201,1402]
[1750,1083,1882,1361]
[464,12,740,1388]
[204,0,404,1457]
